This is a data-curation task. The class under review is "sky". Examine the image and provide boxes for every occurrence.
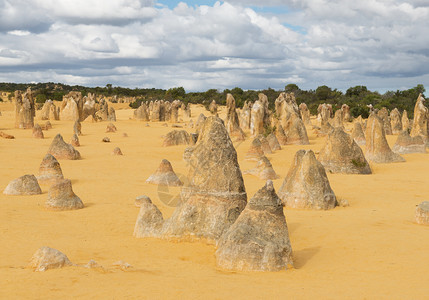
[0,0,428,93]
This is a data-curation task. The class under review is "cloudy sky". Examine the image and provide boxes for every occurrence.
[0,0,428,92]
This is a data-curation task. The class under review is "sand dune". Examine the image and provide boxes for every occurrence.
[0,102,428,299]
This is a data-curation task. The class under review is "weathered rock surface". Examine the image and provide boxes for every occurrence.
[46,179,84,210]
[135,116,247,242]
[4,174,42,195]
[162,130,191,147]
[209,100,218,115]
[410,94,428,142]
[225,94,245,141]
[29,247,73,271]
[14,88,35,129]
[146,159,183,186]
[276,93,309,144]
[299,103,311,125]
[402,110,410,131]
[257,134,272,155]
[245,138,265,161]
[106,123,117,133]
[342,104,351,122]
[133,196,164,237]
[266,133,281,151]
[415,201,429,225]
[278,150,337,210]
[112,147,123,155]
[250,100,264,137]
[32,124,44,139]
[351,122,366,146]
[365,114,405,163]
[318,127,371,174]
[215,181,293,271]
[392,131,426,154]
[243,156,278,180]
[70,134,80,147]
[48,134,81,160]
[37,154,64,185]
[390,108,402,134]
[134,103,150,121]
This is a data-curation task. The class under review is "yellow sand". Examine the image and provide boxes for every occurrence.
[0,102,428,299]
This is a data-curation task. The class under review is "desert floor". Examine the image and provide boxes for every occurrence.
[0,102,428,299]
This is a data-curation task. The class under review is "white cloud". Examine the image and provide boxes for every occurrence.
[0,0,428,92]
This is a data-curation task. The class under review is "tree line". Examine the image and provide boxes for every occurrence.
[0,82,425,118]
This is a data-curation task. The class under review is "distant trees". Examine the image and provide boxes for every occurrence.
[0,82,425,118]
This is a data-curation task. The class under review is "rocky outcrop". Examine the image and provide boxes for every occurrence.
[250,100,264,137]
[278,150,337,210]
[133,196,164,237]
[342,104,351,122]
[46,179,84,210]
[390,108,402,134]
[402,110,410,131]
[245,138,265,161]
[32,124,44,139]
[134,103,150,121]
[14,88,35,129]
[392,131,426,154]
[299,103,311,125]
[215,181,293,271]
[410,94,428,142]
[162,130,191,147]
[60,92,82,121]
[112,147,123,155]
[3,174,42,195]
[378,107,392,135]
[37,154,64,185]
[266,133,281,151]
[276,92,309,144]
[106,123,117,133]
[70,134,80,147]
[135,116,247,242]
[318,127,371,174]
[107,107,116,122]
[73,120,81,136]
[257,134,272,155]
[365,113,405,163]
[225,94,245,141]
[209,100,218,115]
[243,156,278,180]
[415,201,429,225]
[48,134,81,160]
[351,122,366,146]
[146,159,183,186]
[29,247,73,272]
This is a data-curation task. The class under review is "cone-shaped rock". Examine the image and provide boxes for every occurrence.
[365,114,405,163]
[267,133,281,151]
[133,196,164,237]
[410,94,428,141]
[275,125,288,145]
[209,100,218,115]
[106,123,117,133]
[225,94,245,141]
[29,247,73,272]
[146,159,183,186]
[392,130,426,154]
[4,174,42,195]
[73,120,81,136]
[215,180,293,271]
[390,108,402,134]
[46,179,84,210]
[415,201,429,225]
[134,103,150,121]
[299,103,311,125]
[32,124,44,139]
[70,133,80,147]
[48,134,81,160]
[112,147,123,155]
[278,150,337,210]
[351,122,366,146]
[245,138,265,161]
[333,109,344,128]
[318,127,371,174]
[37,154,64,185]
[402,110,410,131]
[162,130,191,147]
[161,116,247,241]
[257,134,272,155]
[243,155,278,180]
[378,107,392,135]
